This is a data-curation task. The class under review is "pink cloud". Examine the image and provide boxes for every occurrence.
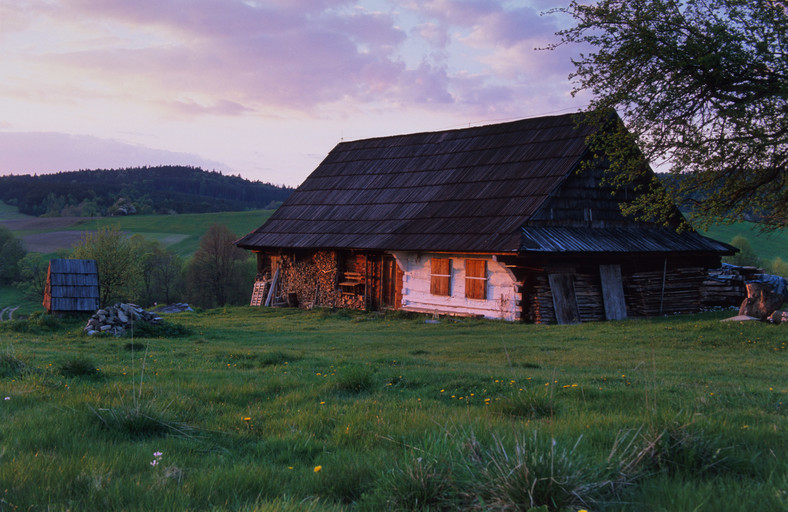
[6,0,584,122]
[0,132,230,174]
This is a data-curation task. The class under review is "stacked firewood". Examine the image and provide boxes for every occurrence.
[276,251,365,309]
[528,274,555,324]
[624,267,706,317]
[573,273,605,322]
[700,266,755,307]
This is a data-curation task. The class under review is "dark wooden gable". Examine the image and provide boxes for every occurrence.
[521,163,735,255]
[236,113,595,253]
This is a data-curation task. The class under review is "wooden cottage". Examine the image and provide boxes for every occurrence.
[235,113,734,323]
[43,259,100,314]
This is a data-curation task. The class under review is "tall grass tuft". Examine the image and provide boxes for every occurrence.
[478,431,618,512]
[490,388,555,420]
[58,356,100,378]
[627,423,744,478]
[0,349,26,378]
[89,401,196,440]
[375,452,460,510]
[333,364,374,394]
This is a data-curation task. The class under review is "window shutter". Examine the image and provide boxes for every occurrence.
[430,258,451,296]
[465,259,486,299]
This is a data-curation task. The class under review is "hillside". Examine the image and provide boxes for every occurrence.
[0,166,293,216]
[0,204,273,258]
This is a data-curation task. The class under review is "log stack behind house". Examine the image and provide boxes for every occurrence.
[236,113,737,323]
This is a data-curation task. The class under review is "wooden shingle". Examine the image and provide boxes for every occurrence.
[44,259,100,313]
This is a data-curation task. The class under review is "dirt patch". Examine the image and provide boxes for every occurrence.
[0,217,87,231]
[22,230,94,253]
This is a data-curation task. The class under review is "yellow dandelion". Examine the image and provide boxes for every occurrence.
[243,417,251,421]
[314,465,322,473]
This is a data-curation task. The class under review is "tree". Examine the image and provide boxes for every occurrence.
[0,226,26,285]
[724,235,761,267]
[138,240,184,306]
[186,224,252,308]
[72,225,143,306]
[553,0,788,230]
[15,253,49,301]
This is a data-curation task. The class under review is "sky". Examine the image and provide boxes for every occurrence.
[0,0,590,187]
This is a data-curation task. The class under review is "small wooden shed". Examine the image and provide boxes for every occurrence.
[43,259,100,314]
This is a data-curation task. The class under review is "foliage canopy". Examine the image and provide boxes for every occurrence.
[0,226,26,285]
[72,225,143,306]
[554,0,788,230]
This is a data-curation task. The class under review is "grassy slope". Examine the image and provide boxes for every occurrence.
[701,222,787,262]
[68,210,273,257]
[0,200,32,220]
[1,308,786,511]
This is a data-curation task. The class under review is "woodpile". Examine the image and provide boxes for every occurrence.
[276,251,365,310]
[528,271,615,324]
[527,274,555,324]
[574,272,605,322]
[623,267,706,317]
[700,266,755,307]
[84,303,161,336]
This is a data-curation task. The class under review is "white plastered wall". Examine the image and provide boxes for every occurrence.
[391,252,520,321]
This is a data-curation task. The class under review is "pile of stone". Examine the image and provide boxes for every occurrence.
[85,303,161,336]
[154,303,194,314]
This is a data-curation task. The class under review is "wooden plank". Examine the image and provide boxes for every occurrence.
[599,264,627,321]
[548,273,580,324]
[264,268,280,307]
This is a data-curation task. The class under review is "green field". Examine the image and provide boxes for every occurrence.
[701,222,787,262]
[1,307,785,511]
[72,210,273,257]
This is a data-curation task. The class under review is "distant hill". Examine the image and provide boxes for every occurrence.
[0,166,294,216]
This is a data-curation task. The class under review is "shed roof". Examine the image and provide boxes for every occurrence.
[236,113,731,255]
[520,226,734,254]
[46,258,100,312]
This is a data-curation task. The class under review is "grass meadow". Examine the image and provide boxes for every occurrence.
[1,307,785,511]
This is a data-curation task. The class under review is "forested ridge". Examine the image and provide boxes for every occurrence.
[0,166,294,216]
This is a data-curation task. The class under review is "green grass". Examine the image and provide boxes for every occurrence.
[1,307,785,511]
[701,222,788,263]
[0,200,33,220]
[0,286,44,317]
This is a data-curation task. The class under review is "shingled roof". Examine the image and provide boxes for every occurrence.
[236,113,733,255]
[44,259,100,313]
